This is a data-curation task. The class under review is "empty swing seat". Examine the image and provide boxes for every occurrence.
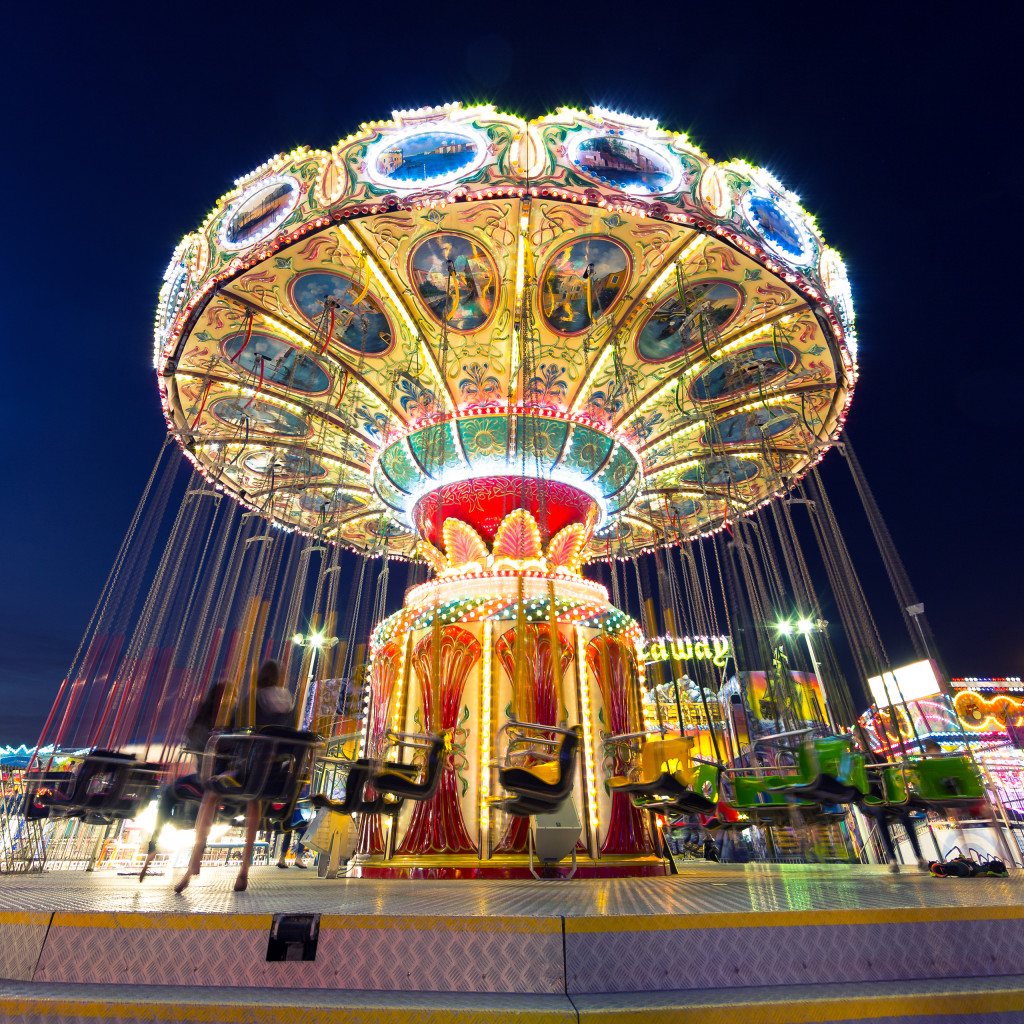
[370,733,447,804]
[907,755,985,808]
[608,737,694,800]
[859,764,913,818]
[767,737,867,805]
[665,761,719,815]
[725,774,794,823]
[311,759,373,815]
[493,726,582,814]
[32,750,162,826]
[311,757,421,815]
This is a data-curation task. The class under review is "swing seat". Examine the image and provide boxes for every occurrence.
[311,759,373,815]
[203,726,318,828]
[626,762,718,815]
[767,737,866,805]
[489,794,567,818]
[34,750,162,826]
[371,733,446,803]
[724,774,793,822]
[859,765,911,811]
[907,755,985,808]
[311,758,419,815]
[608,737,694,793]
[665,761,719,815]
[498,727,581,805]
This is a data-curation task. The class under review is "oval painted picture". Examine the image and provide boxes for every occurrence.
[373,130,480,184]
[681,457,758,487]
[635,281,743,362]
[211,397,308,437]
[743,190,812,264]
[291,271,394,356]
[712,408,796,445]
[666,497,701,519]
[689,344,798,403]
[540,237,629,335]
[298,487,367,515]
[573,134,677,194]
[222,178,298,249]
[409,234,498,332]
[222,332,330,394]
[243,450,325,478]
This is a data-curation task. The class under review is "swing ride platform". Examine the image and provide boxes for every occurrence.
[0,864,1021,1022]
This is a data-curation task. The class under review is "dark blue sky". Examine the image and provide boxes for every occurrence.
[2,5,1020,746]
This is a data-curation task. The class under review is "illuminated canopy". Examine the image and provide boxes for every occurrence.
[156,104,857,560]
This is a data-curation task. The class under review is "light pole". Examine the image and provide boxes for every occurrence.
[906,602,933,662]
[293,631,339,729]
[777,617,837,733]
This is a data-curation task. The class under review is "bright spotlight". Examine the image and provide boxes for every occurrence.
[797,618,813,634]
[776,621,793,636]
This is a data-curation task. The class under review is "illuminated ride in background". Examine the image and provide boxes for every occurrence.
[22,103,990,879]
[148,103,860,876]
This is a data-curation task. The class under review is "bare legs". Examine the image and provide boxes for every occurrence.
[174,791,219,893]
[138,849,157,883]
[234,801,261,891]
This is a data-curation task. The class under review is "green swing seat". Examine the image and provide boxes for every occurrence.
[907,755,985,808]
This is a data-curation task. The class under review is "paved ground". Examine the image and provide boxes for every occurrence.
[0,862,1018,919]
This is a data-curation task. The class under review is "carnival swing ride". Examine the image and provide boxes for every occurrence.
[18,103,1002,881]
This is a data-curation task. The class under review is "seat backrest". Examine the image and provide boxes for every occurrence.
[524,728,581,795]
[337,761,371,813]
[814,737,852,778]
[881,765,909,804]
[71,753,138,805]
[558,727,581,783]
[260,736,316,803]
[416,735,447,802]
[733,774,770,806]
[640,737,693,782]
[795,740,820,784]
[838,751,870,796]
[909,755,984,800]
[691,762,718,804]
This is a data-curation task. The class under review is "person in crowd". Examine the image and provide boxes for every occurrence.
[175,661,296,893]
[276,822,310,869]
[276,785,312,868]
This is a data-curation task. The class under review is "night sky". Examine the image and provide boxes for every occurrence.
[2,6,1020,746]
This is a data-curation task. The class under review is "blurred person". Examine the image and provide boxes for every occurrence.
[175,661,295,893]
[139,680,227,882]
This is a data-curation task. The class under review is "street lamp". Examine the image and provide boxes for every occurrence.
[777,616,837,733]
[292,631,338,650]
[293,632,339,728]
[905,602,933,661]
